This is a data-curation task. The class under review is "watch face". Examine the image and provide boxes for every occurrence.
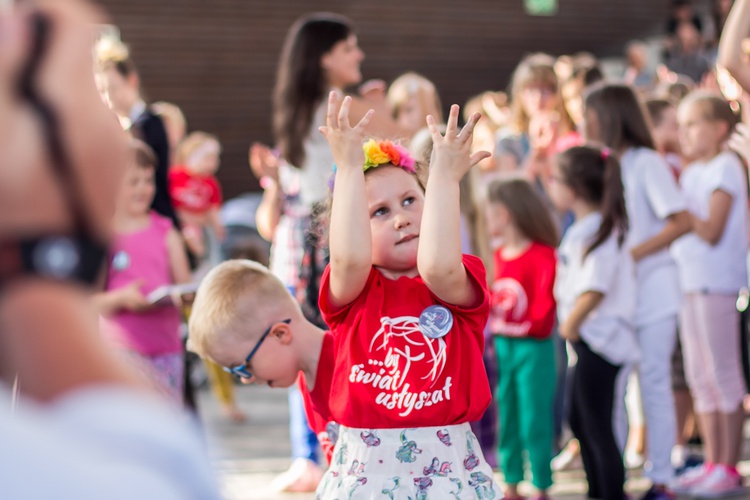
[112,250,130,271]
[33,237,79,279]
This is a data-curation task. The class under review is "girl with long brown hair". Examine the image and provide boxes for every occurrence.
[485,178,559,500]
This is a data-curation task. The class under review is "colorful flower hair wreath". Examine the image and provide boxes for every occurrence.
[362,139,416,174]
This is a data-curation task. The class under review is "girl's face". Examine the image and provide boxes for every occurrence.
[365,166,424,277]
[396,95,426,138]
[96,67,140,118]
[547,161,576,213]
[322,35,364,89]
[562,79,584,126]
[118,165,155,217]
[520,82,557,118]
[485,201,512,239]
[582,107,602,143]
[187,140,221,176]
[678,102,725,162]
[653,106,680,153]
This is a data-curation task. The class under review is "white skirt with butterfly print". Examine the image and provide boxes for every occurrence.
[314,423,501,500]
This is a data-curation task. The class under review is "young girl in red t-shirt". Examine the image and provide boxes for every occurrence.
[315,92,500,499]
[486,178,558,500]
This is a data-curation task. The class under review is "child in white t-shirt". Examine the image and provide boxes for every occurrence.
[548,145,639,500]
[584,83,692,495]
[670,92,748,495]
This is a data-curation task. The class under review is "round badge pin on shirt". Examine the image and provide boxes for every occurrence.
[112,250,130,271]
[419,305,454,339]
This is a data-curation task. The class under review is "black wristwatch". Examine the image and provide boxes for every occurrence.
[0,235,107,286]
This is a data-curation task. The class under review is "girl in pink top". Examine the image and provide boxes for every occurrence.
[96,140,192,402]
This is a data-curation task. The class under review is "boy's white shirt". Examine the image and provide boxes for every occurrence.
[555,212,640,365]
[620,147,686,326]
[672,151,749,293]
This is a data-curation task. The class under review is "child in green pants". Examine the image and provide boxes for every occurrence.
[485,179,559,500]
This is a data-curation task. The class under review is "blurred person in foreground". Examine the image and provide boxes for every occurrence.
[0,1,220,498]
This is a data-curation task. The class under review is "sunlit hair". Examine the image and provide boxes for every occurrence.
[679,91,740,140]
[94,36,138,78]
[487,178,559,248]
[509,53,575,134]
[387,72,443,125]
[152,101,187,136]
[187,259,299,360]
[176,131,221,167]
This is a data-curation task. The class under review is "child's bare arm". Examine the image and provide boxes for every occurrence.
[690,190,733,245]
[208,207,225,241]
[418,105,490,307]
[559,291,604,341]
[718,0,750,93]
[631,211,691,262]
[319,92,374,307]
[92,280,148,315]
[166,227,192,285]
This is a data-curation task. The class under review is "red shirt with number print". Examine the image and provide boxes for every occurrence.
[319,254,491,429]
[489,242,556,339]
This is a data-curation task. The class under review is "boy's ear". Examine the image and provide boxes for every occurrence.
[273,321,293,345]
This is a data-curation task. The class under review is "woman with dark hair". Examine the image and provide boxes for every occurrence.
[252,12,400,492]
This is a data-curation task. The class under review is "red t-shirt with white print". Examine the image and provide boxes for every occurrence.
[168,166,222,214]
[489,242,556,339]
[319,254,491,429]
[299,331,336,464]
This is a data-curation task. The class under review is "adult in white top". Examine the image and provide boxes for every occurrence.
[670,93,747,494]
[584,83,692,491]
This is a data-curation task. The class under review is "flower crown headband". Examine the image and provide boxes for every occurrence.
[362,139,416,173]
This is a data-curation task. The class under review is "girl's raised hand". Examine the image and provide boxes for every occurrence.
[319,91,374,170]
[426,104,491,182]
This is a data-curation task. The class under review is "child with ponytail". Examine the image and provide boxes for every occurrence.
[549,146,639,500]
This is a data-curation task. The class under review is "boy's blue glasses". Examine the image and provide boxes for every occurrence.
[223,319,291,380]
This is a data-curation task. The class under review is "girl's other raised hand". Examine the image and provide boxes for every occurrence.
[319,91,374,170]
[426,104,491,183]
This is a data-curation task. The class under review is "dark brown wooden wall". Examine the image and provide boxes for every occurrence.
[96,0,681,199]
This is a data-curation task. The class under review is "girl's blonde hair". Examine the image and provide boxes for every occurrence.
[152,101,187,137]
[679,91,740,140]
[508,53,575,135]
[176,132,220,166]
[486,178,559,248]
[387,72,444,125]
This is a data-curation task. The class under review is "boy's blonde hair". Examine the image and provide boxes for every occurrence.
[176,131,220,166]
[188,260,298,360]
[387,72,444,125]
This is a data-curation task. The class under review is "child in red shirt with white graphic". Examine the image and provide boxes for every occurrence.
[315,92,500,499]
[486,178,558,500]
[168,131,226,258]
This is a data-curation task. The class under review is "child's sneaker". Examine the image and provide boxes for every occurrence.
[640,484,675,500]
[691,464,744,497]
[671,463,714,494]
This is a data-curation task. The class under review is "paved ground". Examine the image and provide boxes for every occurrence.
[197,382,750,500]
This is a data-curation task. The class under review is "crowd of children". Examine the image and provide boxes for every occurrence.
[84,2,750,499]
